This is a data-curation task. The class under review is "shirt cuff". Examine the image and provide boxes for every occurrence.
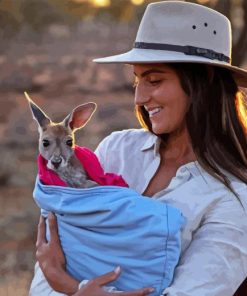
[78,280,123,293]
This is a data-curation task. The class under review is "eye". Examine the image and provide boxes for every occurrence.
[66,139,73,147]
[149,80,162,86]
[42,139,50,147]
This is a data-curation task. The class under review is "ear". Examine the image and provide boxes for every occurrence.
[24,92,51,129]
[62,102,97,131]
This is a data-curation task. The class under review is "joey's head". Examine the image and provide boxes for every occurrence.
[25,92,97,171]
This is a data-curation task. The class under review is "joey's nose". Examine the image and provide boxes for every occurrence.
[51,157,62,169]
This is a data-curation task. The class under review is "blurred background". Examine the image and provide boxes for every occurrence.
[0,0,247,295]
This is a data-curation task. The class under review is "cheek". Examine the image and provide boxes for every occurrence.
[61,145,73,159]
[39,149,50,160]
[160,94,189,130]
[169,88,190,116]
[39,143,53,159]
[172,100,189,120]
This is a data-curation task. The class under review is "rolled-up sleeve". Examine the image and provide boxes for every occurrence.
[162,193,247,296]
[29,262,66,296]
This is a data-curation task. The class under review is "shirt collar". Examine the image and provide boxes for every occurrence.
[140,133,208,183]
[141,133,159,152]
[183,161,211,186]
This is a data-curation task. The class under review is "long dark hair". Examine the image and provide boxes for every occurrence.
[135,63,247,205]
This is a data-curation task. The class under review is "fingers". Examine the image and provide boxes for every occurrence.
[48,212,60,244]
[36,215,47,248]
[90,268,154,295]
[93,266,122,286]
[120,287,155,296]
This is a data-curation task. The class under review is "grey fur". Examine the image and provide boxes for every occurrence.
[25,93,98,188]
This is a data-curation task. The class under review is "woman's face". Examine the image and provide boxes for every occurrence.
[133,64,190,135]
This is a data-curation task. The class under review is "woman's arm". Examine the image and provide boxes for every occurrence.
[35,213,79,295]
[162,192,247,296]
[33,213,154,296]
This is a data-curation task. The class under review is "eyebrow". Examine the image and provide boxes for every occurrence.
[133,69,168,77]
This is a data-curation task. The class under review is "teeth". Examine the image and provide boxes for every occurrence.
[149,107,162,117]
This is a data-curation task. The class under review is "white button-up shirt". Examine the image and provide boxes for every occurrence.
[29,129,247,296]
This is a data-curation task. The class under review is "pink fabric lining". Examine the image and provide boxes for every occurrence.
[38,145,129,188]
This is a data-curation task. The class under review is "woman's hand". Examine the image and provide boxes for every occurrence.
[73,267,154,296]
[36,213,79,295]
[36,213,154,296]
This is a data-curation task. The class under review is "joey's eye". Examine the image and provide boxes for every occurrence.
[43,139,50,147]
[66,139,73,147]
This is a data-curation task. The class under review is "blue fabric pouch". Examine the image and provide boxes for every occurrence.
[33,177,185,296]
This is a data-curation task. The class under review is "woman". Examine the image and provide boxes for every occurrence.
[30,1,247,295]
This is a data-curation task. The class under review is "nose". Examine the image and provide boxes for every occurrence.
[51,156,62,169]
[134,82,150,106]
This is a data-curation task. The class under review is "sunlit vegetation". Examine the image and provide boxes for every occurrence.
[130,0,145,5]
[72,0,145,6]
[236,92,247,133]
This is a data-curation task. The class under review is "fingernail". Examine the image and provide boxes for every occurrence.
[114,266,121,274]
[48,212,54,219]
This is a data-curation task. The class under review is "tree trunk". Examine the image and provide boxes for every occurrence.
[232,0,247,66]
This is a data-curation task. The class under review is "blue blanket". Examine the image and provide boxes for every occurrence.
[33,177,185,295]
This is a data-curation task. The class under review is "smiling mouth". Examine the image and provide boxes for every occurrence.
[148,107,163,117]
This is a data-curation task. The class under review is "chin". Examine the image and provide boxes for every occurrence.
[151,125,170,135]
[151,119,180,135]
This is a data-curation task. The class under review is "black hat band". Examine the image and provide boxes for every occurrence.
[134,42,230,63]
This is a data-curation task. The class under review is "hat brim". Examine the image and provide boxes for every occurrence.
[93,48,247,88]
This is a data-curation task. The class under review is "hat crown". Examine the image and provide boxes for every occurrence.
[136,1,232,59]
[94,1,247,88]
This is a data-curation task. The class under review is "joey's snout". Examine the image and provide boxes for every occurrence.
[50,156,63,169]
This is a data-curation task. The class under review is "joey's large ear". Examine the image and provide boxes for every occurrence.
[24,92,51,129]
[63,102,97,131]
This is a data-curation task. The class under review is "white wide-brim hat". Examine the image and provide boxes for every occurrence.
[93,1,247,88]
